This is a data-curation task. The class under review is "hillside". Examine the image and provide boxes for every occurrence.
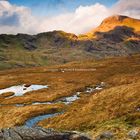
[0,54,140,139]
[89,15,140,34]
[0,15,139,70]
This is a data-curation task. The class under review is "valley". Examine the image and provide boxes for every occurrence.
[0,14,140,140]
[0,54,140,139]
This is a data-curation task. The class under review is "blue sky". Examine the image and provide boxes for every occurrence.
[9,0,118,16]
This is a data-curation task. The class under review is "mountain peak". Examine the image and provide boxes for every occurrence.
[88,15,140,35]
[101,15,129,25]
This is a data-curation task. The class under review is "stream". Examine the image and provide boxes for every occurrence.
[0,82,105,127]
[25,113,60,127]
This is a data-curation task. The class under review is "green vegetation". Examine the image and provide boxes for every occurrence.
[0,16,139,70]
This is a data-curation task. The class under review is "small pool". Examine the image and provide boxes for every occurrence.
[0,84,48,98]
[0,82,105,107]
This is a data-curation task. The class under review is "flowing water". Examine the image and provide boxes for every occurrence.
[0,82,105,127]
[25,113,60,127]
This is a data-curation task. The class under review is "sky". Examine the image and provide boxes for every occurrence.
[9,0,118,16]
[0,0,140,34]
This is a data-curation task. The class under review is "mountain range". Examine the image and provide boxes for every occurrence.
[0,15,140,70]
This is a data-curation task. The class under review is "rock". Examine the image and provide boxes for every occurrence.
[100,82,105,87]
[17,34,37,51]
[96,131,114,140]
[128,129,140,139]
[70,133,91,140]
[0,126,92,140]
[136,108,140,112]
[24,84,31,88]
[9,128,23,140]
[0,130,5,140]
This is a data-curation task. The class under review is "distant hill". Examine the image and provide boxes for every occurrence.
[0,15,140,70]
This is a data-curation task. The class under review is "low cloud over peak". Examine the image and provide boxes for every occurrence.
[111,0,140,19]
[0,0,139,34]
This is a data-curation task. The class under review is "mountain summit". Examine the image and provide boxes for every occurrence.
[90,15,140,34]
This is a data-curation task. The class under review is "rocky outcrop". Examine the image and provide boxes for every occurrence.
[0,126,91,140]
[95,131,114,140]
[95,26,137,43]
[17,34,37,51]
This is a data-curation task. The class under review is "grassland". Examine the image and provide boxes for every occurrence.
[0,54,140,139]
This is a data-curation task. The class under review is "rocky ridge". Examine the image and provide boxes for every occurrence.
[0,15,139,69]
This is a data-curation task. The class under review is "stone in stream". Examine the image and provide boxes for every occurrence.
[0,126,91,140]
[24,84,31,88]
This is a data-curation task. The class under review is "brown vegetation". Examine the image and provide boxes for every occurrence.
[0,54,140,139]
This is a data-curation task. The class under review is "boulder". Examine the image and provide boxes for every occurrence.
[96,131,114,140]
[0,126,91,140]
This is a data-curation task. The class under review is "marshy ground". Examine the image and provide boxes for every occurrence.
[0,54,140,139]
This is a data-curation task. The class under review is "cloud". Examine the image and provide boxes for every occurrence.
[112,0,140,19]
[0,1,110,34]
[0,0,139,34]
[39,3,110,34]
[0,0,38,34]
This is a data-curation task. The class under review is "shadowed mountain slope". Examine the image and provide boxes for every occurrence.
[0,15,139,70]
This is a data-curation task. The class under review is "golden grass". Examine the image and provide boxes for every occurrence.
[0,104,65,129]
[90,16,140,34]
[0,92,14,99]
[85,16,140,40]
[0,54,140,139]
[39,82,140,128]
